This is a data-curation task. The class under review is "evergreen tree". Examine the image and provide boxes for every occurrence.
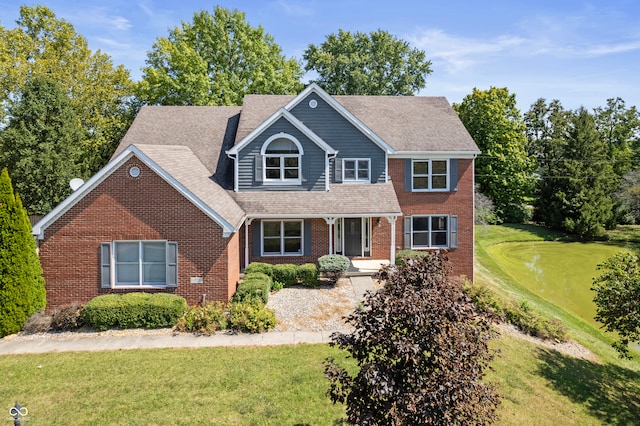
[0,75,83,215]
[542,108,617,237]
[0,168,46,337]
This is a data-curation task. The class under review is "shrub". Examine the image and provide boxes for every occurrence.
[228,301,276,333]
[81,293,188,331]
[318,254,350,283]
[175,302,228,335]
[325,254,500,425]
[271,263,298,287]
[22,311,51,334]
[271,281,284,292]
[51,304,83,331]
[395,249,433,266]
[244,262,274,276]
[298,263,319,286]
[235,273,272,304]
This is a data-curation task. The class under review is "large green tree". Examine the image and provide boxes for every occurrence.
[0,168,46,337]
[454,87,537,222]
[593,98,640,177]
[539,108,617,237]
[0,5,135,174]
[138,6,303,106]
[304,29,432,95]
[592,252,640,359]
[0,76,83,215]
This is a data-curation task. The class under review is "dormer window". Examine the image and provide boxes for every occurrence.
[343,158,370,183]
[261,134,303,185]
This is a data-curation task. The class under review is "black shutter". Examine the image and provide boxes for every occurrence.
[252,220,261,257]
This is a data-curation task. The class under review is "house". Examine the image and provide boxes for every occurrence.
[32,84,480,309]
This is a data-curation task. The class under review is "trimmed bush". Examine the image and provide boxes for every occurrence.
[318,254,350,283]
[175,302,228,335]
[81,293,188,331]
[395,249,433,266]
[235,273,272,304]
[271,263,298,287]
[244,262,274,276]
[228,301,276,333]
[298,263,319,286]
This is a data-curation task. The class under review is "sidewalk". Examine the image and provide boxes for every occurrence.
[0,276,378,355]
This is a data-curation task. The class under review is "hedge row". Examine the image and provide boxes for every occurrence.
[244,262,320,287]
[80,293,188,331]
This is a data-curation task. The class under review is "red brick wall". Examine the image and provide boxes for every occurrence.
[38,157,240,310]
[388,158,475,280]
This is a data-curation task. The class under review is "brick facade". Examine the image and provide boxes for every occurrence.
[38,157,240,310]
[388,158,475,280]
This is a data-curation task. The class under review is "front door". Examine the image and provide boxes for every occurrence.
[344,218,362,257]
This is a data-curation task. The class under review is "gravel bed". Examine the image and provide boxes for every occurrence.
[266,277,358,332]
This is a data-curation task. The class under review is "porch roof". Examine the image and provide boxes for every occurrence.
[231,182,402,218]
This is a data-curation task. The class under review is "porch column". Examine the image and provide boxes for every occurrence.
[324,217,337,254]
[385,216,397,264]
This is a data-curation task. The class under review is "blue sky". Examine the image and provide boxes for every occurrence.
[1,0,639,111]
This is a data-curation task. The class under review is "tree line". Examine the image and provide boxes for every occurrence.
[1,4,638,241]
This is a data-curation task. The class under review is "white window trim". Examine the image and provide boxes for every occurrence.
[342,158,371,183]
[411,159,449,192]
[261,133,303,185]
[261,220,304,256]
[410,215,450,249]
[111,240,176,288]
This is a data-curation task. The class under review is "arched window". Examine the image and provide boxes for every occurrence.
[261,134,303,184]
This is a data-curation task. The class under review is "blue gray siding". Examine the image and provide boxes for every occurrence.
[236,117,327,191]
[290,94,387,183]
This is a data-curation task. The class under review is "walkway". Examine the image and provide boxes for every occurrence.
[0,275,378,355]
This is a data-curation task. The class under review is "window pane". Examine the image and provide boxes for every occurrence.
[116,264,139,284]
[358,160,369,179]
[284,238,301,253]
[431,216,448,231]
[263,237,280,253]
[413,217,429,231]
[432,176,447,189]
[265,169,281,179]
[266,139,298,154]
[265,156,280,167]
[344,160,355,171]
[143,242,165,262]
[432,161,447,174]
[432,231,448,246]
[413,161,429,175]
[144,264,166,284]
[263,222,281,237]
[413,177,429,189]
[344,169,356,179]
[284,157,298,167]
[116,242,138,262]
[283,221,301,237]
[413,232,429,247]
[284,169,299,179]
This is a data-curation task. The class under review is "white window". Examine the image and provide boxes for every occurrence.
[261,135,303,185]
[343,158,370,183]
[101,241,177,288]
[412,159,448,191]
[262,220,303,256]
[410,216,449,248]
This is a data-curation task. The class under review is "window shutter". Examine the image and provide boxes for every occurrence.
[450,215,458,248]
[255,156,263,182]
[450,159,459,192]
[403,217,412,249]
[334,158,342,183]
[100,243,111,288]
[301,156,308,183]
[253,220,261,257]
[369,158,376,183]
[304,220,312,255]
[404,159,412,192]
[167,242,178,287]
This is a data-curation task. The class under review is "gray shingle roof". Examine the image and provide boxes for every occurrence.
[135,144,245,229]
[231,183,401,217]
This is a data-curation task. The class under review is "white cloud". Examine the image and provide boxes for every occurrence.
[275,0,314,17]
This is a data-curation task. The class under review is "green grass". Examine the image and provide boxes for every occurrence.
[0,223,639,424]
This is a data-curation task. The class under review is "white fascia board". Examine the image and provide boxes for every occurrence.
[285,83,395,154]
[33,145,238,239]
[226,108,336,156]
[245,212,402,220]
[390,151,480,159]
